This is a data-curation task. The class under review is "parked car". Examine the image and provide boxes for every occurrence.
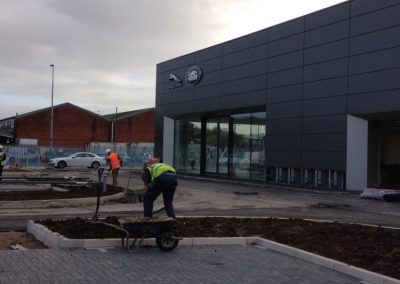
[49,152,106,169]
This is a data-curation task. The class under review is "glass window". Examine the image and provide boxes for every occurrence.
[174,111,266,181]
[205,119,218,173]
[174,118,201,174]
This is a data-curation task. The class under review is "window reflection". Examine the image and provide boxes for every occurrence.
[174,118,201,174]
[174,111,266,180]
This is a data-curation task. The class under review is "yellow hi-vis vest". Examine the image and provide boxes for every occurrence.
[147,163,176,182]
[0,152,5,166]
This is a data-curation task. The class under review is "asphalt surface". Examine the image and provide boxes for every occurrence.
[0,167,399,283]
[1,167,400,230]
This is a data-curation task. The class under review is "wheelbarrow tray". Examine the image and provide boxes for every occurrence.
[118,216,177,238]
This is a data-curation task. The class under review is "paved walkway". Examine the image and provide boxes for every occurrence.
[0,246,361,284]
[0,168,399,283]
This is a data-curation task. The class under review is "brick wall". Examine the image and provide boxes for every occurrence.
[15,104,110,147]
[114,110,155,143]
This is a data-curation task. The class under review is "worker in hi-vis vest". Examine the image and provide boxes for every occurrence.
[141,162,177,219]
[0,145,6,178]
[106,149,121,186]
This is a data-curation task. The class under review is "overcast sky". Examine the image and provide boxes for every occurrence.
[0,0,344,119]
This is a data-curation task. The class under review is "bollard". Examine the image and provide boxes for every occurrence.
[102,173,108,193]
[97,168,105,183]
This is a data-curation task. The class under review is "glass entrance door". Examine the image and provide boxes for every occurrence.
[205,118,229,175]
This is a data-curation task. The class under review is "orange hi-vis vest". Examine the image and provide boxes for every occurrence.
[109,152,121,170]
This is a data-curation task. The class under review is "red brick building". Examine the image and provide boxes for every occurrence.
[0,103,155,147]
[103,108,155,143]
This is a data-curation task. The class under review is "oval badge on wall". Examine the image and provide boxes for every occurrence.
[185,66,203,85]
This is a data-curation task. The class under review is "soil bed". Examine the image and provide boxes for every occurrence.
[0,184,123,200]
[37,216,400,280]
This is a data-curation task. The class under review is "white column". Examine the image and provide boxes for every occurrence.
[162,116,174,165]
[346,115,368,191]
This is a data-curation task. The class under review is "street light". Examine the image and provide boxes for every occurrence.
[49,64,54,159]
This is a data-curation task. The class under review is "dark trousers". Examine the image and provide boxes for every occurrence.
[143,173,177,218]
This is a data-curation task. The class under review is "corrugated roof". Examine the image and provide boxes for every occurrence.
[103,107,154,121]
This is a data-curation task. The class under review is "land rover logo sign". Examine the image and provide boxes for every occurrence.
[185,66,203,85]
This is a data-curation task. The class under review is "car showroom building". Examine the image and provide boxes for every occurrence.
[155,0,400,191]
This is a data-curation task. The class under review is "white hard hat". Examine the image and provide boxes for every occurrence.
[0,145,3,150]
[106,149,111,154]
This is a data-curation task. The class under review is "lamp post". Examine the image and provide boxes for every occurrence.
[49,64,54,159]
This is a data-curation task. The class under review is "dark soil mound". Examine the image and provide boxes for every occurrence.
[0,184,123,200]
[36,216,400,280]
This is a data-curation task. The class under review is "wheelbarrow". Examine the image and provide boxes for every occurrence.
[93,216,180,253]
[119,216,179,252]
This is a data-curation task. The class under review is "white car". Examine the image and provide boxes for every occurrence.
[49,152,106,169]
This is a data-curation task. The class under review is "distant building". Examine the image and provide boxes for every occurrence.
[103,108,155,143]
[0,103,155,147]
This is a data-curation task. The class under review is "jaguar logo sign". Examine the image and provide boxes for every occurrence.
[168,73,183,89]
[185,66,203,85]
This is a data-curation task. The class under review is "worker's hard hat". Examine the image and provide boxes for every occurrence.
[0,145,3,150]
[106,149,111,154]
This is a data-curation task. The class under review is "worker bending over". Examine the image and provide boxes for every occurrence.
[141,162,177,219]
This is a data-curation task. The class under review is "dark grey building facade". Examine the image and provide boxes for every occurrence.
[155,0,400,191]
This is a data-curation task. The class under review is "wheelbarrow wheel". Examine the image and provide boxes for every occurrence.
[156,231,179,252]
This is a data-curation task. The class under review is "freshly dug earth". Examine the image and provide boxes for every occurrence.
[0,184,123,200]
[37,216,400,280]
[0,232,47,250]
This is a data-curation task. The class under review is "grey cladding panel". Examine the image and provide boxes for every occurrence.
[221,75,266,96]
[267,134,302,151]
[156,101,194,116]
[198,58,222,73]
[303,96,347,116]
[265,150,302,168]
[220,90,266,110]
[304,58,348,82]
[351,0,400,17]
[268,67,303,88]
[194,84,221,100]
[195,45,222,62]
[269,17,304,41]
[222,60,267,81]
[267,118,302,134]
[302,133,347,152]
[350,25,400,55]
[268,34,304,57]
[349,46,400,75]
[193,97,221,113]
[266,101,302,119]
[222,44,267,68]
[198,70,221,86]
[305,21,349,47]
[303,77,348,99]
[157,90,193,106]
[268,51,303,73]
[267,84,302,103]
[305,2,350,30]
[350,4,400,36]
[222,30,268,54]
[302,151,345,170]
[304,39,348,65]
[349,68,400,94]
[348,89,400,114]
[302,115,347,134]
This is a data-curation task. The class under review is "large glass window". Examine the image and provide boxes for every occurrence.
[205,118,229,175]
[231,112,266,180]
[174,118,201,174]
[174,111,266,180]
